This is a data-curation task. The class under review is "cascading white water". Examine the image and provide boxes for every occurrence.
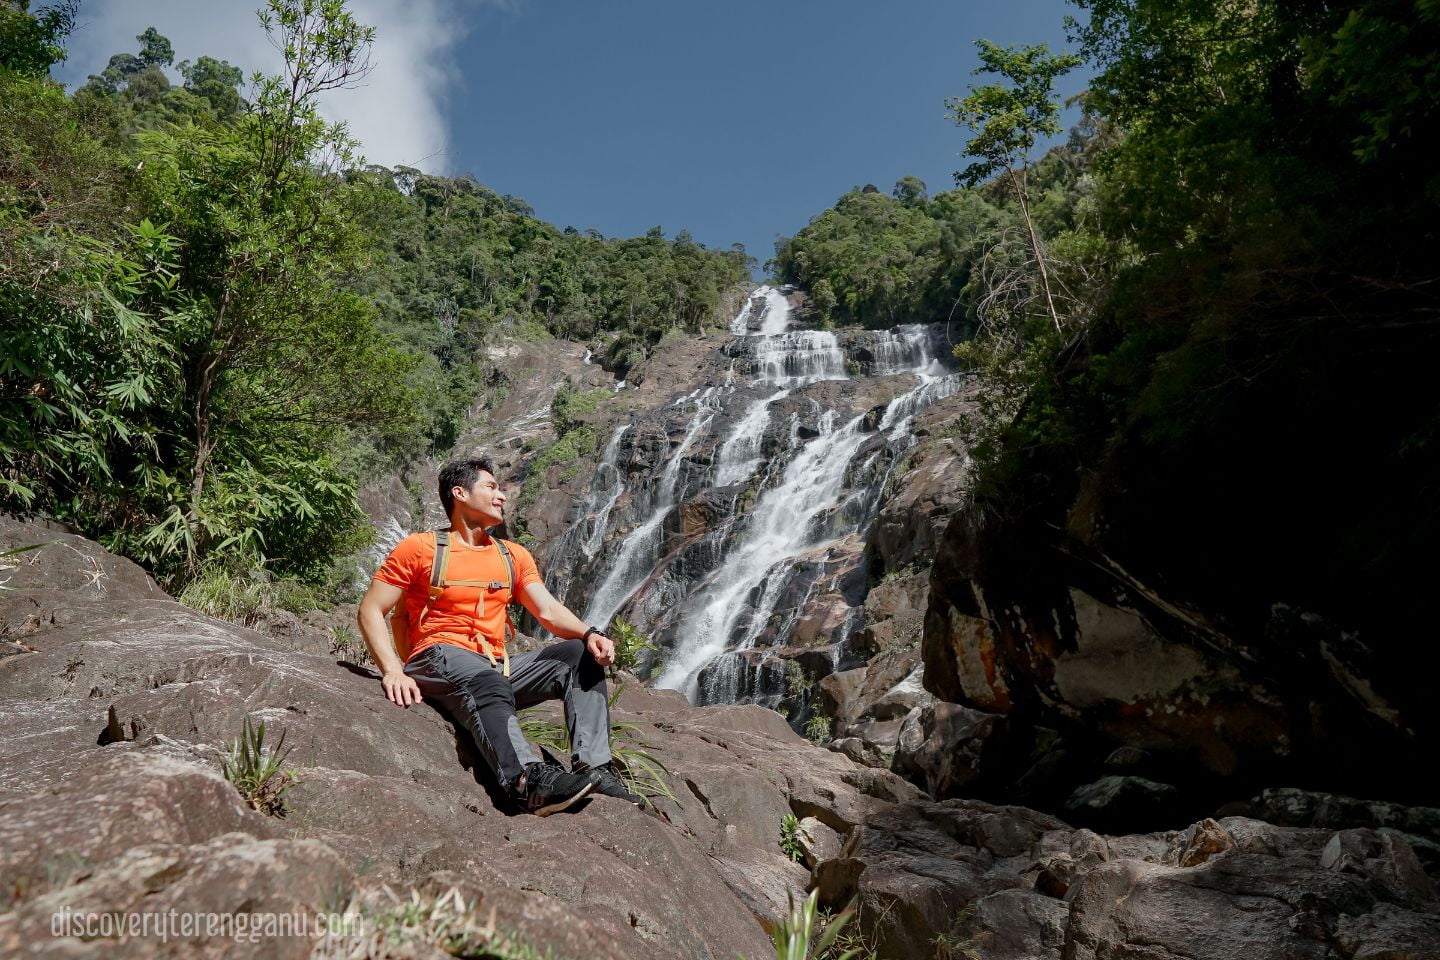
[583,385,725,626]
[713,388,788,487]
[867,324,948,377]
[730,284,792,335]
[582,424,631,557]
[880,372,963,435]
[751,331,846,386]
[656,408,867,698]
[655,372,952,700]
[757,287,791,335]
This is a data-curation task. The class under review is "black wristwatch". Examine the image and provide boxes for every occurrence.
[582,625,602,641]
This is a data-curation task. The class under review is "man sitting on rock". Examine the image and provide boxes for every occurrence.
[357,456,643,816]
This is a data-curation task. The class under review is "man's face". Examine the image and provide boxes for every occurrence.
[454,470,506,526]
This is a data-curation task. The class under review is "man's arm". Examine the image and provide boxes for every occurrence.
[357,579,424,706]
[520,581,615,667]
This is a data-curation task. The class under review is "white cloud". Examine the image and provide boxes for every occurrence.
[57,0,494,172]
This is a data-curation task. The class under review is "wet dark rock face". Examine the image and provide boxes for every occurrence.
[919,485,1434,826]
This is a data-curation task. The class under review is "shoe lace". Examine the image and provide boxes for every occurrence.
[523,763,565,794]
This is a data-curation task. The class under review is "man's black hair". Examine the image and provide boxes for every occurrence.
[438,456,497,517]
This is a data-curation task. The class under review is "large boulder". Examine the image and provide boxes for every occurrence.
[812,798,1440,960]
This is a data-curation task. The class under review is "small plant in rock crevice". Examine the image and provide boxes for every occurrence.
[221,717,297,817]
[779,812,806,863]
[785,658,814,699]
[609,616,661,677]
[329,623,370,665]
[931,904,982,960]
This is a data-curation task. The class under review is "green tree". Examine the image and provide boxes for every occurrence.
[892,175,928,207]
[947,40,1080,333]
[180,55,245,120]
[85,25,173,95]
[127,0,412,574]
[0,0,75,75]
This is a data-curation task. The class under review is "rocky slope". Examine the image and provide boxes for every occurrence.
[4,516,1438,958]
[0,515,915,958]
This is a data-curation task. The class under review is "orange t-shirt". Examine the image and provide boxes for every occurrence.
[375,532,542,661]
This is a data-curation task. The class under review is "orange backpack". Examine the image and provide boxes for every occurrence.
[389,529,520,675]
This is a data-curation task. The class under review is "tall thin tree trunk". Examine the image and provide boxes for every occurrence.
[1011,167,1062,334]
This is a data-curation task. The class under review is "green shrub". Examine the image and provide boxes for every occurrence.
[805,715,833,745]
[610,617,661,675]
[178,560,326,627]
[785,659,814,699]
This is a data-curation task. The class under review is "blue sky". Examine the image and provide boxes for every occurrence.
[57,0,1090,273]
[452,0,1089,269]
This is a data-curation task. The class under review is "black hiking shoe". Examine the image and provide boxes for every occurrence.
[513,762,595,816]
[580,762,647,809]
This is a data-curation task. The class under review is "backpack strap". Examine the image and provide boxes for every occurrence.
[415,530,451,631]
[492,537,518,678]
[429,529,451,600]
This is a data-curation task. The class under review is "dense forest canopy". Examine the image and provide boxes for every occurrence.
[0,0,750,595]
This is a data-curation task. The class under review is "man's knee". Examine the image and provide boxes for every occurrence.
[462,664,515,705]
[546,637,586,671]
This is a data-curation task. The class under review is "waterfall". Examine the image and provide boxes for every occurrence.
[713,389,788,488]
[730,284,792,335]
[865,324,948,376]
[541,283,964,705]
[757,286,792,335]
[751,331,846,386]
[655,372,950,701]
[583,385,725,626]
[581,425,631,558]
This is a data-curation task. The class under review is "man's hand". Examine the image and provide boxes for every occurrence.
[383,669,423,707]
[586,631,615,668]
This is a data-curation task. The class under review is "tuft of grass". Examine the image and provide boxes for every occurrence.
[931,905,983,960]
[805,714,833,745]
[179,561,323,628]
[329,623,370,665]
[780,812,805,863]
[606,683,677,803]
[315,884,552,960]
[221,717,297,817]
[517,707,570,758]
[768,890,863,960]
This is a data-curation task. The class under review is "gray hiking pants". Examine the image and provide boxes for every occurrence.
[402,638,611,788]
